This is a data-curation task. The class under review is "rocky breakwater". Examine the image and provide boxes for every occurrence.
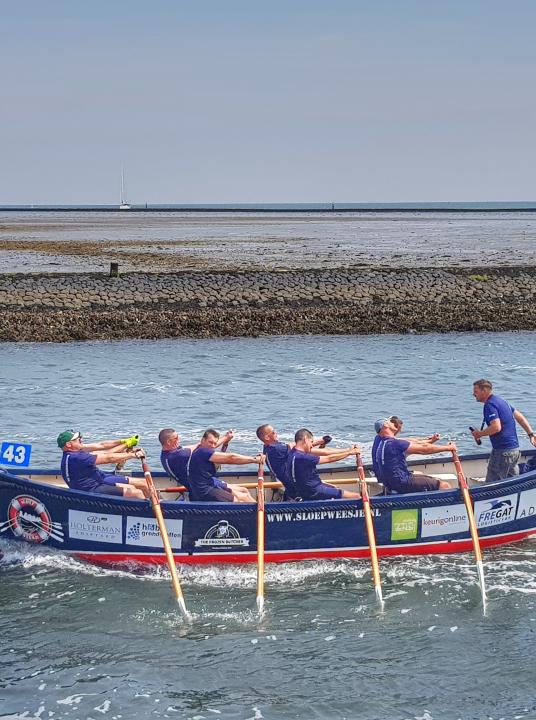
[0,267,535,342]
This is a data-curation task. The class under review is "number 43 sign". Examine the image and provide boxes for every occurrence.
[1,441,32,468]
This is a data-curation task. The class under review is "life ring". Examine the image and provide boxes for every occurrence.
[8,495,52,543]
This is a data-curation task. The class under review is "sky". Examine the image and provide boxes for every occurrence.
[2,0,535,204]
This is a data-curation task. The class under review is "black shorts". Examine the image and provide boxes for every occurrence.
[93,483,124,497]
[393,474,440,493]
[198,487,234,502]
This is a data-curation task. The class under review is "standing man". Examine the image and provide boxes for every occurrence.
[187,428,262,502]
[372,418,454,493]
[471,379,536,482]
[285,428,361,501]
[57,430,148,498]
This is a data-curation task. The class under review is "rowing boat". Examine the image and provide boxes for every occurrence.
[1,451,536,567]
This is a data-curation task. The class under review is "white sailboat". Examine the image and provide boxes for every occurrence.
[119,167,131,210]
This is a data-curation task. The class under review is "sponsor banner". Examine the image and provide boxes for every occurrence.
[69,510,123,544]
[391,509,418,541]
[195,520,249,548]
[474,493,518,529]
[516,488,536,521]
[421,504,469,538]
[266,508,380,523]
[126,516,183,549]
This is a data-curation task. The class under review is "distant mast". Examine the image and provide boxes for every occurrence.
[119,167,131,210]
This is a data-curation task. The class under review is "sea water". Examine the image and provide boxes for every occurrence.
[1,332,536,719]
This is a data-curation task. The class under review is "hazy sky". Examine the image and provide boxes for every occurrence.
[2,1,535,204]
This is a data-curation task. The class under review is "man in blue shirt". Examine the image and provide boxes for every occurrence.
[57,430,148,498]
[372,418,454,494]
[188,428,263,502]
[471,379,536,482]
[285,428,361,501]
[256,424,335,500]
[159,427,255,502]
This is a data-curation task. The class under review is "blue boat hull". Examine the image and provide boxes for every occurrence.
[2,465,536,567]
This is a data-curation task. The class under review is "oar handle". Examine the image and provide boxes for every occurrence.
[140,457,160,506]
[355,452,369,502]
[451,449,469,490]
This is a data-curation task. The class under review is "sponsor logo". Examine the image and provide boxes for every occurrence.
[391,509,418,541]
[516,489,536,520]
[266,508,381,523]
[69,509,123,544]
[0,495,64,544]
[194,520,249,547]
[125,516,183,549]
[421,504,469,538]
[474,493,518,528]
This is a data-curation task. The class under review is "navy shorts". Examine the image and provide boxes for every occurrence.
[93,483,124,497]
[309,484,342,501]
[198,486,234,502]
[101,474,130,486]
[393,474,440,493]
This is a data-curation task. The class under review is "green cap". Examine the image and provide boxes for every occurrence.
[57,430,81,448]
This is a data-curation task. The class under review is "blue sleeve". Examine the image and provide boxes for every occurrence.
[79,451,97,469]
[394,439,410,452]
[484,400,499,424]
[304,452,320,465]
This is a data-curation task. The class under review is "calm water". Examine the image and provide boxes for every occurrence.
[2,332,536,719]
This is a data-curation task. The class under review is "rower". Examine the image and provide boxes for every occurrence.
[285,428,361,501]
[187,428,262,502]
[158,428,196,497]
[256,423,339,500]
[57,430,149,498]
[372,418,453,494]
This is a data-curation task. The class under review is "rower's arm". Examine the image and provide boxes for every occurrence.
[83,440,126,452]
[317,447,359,464]
[514,410,536,446]
[311,447,346,457]
[210,451,261,465]
[406,441,456,455]
[93,448,143,465]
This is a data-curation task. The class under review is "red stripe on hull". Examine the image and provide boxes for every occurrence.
[74,528,536,568]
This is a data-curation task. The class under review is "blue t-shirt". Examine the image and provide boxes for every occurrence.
[61,450,108,492]
[483,394,518,450]
[264,442,297,497]
[188,445,227,501]
[372,435,411,490]
[286,448,324,499]
[161,447,191,490]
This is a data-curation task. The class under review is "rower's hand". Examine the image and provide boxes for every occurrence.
[253,453,264,464]
[223,429,235,443]
[134,447,146,460]
[121,434,140,449]
[531,435,536,448]
[447,441,458,452]
[429,433,440,443]
[351,444,361,455]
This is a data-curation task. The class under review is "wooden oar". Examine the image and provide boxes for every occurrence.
[256,454,266,615]
[451,448,487,609]
[140,457,190,619]
[356,452,384,609]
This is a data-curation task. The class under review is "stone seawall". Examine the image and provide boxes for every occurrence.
[0,267,535,342]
